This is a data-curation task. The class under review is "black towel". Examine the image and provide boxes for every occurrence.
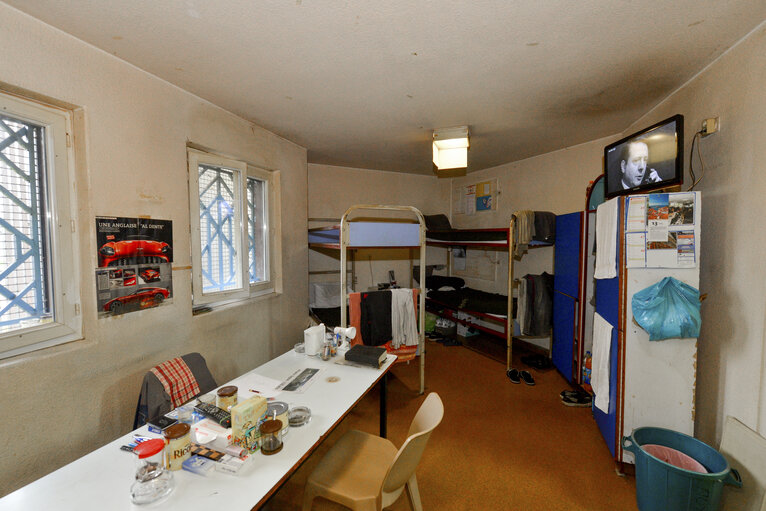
[360,290,392,346]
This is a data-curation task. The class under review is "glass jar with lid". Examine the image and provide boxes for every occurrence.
[131,438,174,505]
[259,419,283,455]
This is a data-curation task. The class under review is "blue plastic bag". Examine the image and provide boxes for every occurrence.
[631,277,701,341]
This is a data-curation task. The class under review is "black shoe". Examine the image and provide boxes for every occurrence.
[507,368,520,384]
[561,393,592,407]
[520,370,535,386]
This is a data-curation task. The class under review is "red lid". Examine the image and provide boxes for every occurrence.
[133,438,165,459]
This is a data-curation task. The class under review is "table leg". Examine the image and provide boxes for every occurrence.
[380,372,387,438]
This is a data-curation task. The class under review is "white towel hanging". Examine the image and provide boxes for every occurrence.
[592,312,613,413]
[594,198,618,279]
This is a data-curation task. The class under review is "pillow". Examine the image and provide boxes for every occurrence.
[426,275,465,290]
[424,214,452,231]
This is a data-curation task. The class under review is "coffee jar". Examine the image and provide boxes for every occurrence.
[216,385,238,411]
[163,423,191,471]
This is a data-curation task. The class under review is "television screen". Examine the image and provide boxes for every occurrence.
[604,114,683,199]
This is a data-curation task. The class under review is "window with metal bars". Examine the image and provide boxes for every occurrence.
[0,114,52,331]
[0,91,80,359]
[188,149,275,306]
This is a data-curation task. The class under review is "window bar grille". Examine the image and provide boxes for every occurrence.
[0,115,49,328]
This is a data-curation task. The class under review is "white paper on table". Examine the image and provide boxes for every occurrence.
[626,196,647,232]
[625,232,646,268]
[234,373,284,399]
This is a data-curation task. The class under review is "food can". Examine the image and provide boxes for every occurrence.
[163,422,191,471]
[216,385,238,411]
[321,341,331,360]
[267,401,290,436]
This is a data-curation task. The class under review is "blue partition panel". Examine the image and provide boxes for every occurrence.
[552,291,576,382]
[553,212,582,298]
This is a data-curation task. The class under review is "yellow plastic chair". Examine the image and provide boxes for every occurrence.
[302,392,444,511]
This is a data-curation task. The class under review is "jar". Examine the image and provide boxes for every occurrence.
[267,401,290,436]
[131,438,174,504]
[216,385,238,411]
[259,419,283,455]
[163,423,191,471]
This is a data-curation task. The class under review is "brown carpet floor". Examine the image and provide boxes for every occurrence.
[263,339,638,510]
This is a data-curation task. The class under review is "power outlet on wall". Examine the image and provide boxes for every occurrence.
[701,117,720,136]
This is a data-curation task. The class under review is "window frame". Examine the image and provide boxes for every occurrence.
[0,91,81,360]
[188,149,277,307]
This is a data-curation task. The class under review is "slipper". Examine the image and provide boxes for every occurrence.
[562,393,592,407]
[506,368,520,384]
[560,389,590,400]
[520,370,535,386]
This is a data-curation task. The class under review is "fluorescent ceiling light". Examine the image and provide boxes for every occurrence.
[433,126,469,170]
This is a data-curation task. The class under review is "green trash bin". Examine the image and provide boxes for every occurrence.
[622,427,742,511]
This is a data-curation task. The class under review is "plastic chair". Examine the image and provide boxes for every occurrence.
[302,392,444,511]
[133,352,217,429]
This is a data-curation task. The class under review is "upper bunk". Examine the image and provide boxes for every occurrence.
[308,222,421,249]
[423,212,556,250]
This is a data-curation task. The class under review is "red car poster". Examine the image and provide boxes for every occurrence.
[95,216,173,317]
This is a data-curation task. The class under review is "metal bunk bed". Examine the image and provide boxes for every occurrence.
[308,204,427,394]
[425,212,554,372]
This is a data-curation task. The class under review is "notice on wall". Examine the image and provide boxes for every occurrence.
[646,194,670,242]
[475,180,493,211]
[95,216,173,318]
[626,196,647,232]
[626,232,647,268]
[453,179,498,217]
[464,185,476,215]
[625,192,698,269]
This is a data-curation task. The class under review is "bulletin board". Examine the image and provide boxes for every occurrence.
[453,178,497,216]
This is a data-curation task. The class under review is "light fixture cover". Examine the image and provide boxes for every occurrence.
[433,126,469,170]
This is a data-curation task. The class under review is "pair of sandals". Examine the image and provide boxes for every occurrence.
[506,368,535,386]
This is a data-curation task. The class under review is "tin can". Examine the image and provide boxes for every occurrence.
[163,422,191,471]
[267,401,290,436]
[216,385,238,411]
[321,341,331,360]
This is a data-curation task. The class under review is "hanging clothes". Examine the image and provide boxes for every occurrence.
[390,288,418,348]
[514,210,535,257]
[360,290,392,346]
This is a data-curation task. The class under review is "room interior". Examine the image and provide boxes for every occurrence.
[1,1,766,508]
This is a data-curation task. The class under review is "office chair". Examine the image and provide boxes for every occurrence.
[133,352,217,429]
[302,392,444,511]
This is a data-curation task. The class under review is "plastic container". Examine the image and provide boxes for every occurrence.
[131,439,174,504]
[622,427,742,511]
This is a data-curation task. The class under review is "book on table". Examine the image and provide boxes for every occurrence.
[345,345,387,368]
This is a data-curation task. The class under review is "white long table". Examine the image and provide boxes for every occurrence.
[0,349,396,510]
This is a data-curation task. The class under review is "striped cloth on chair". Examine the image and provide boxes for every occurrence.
[150,357,201,409]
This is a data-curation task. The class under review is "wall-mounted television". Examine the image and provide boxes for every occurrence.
[604,114,683,199]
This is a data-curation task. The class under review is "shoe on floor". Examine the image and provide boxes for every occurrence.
[520,370,535,386]
[561,393,592,407]
[507,368,520,384]
[560,389,590,401]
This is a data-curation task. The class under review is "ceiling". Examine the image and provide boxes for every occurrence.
[6,1,766,174]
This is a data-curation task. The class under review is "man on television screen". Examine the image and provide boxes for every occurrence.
[618,140,662,190]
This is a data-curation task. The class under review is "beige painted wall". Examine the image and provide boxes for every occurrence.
[0,5,307,496]
[444,23,766,443]
[622,23,766,443]
[308,164,449,292]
